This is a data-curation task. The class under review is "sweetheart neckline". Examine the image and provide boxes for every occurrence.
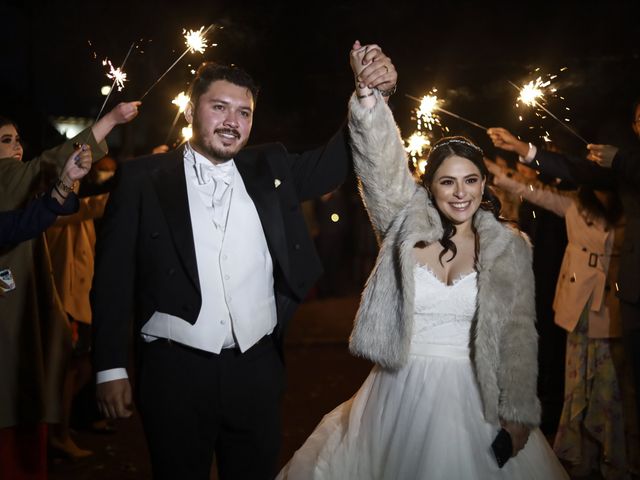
[414,263,477,287]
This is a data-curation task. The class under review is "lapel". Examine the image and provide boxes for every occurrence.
[235,148,290,278]
[150,147,200,291]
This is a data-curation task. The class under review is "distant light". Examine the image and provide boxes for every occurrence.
[100,85,112,96]
[330,213,340,223]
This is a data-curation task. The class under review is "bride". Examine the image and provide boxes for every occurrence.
[277,42,568,479]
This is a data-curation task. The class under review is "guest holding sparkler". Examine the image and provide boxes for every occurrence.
[489,121,640,476]
[0,101,139,479]
[487,153,638,478]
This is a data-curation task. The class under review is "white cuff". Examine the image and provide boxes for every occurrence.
[96,368,129,384]
[519,143,537,164]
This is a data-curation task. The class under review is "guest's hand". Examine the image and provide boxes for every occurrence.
[487,128,530,158]
[587,143,618,168]
[62,144,92,183]
[501,421,531,457]
[484,158,503,177]
[97,378,134,419]
[152,144,170,154]
[92,101,141,144]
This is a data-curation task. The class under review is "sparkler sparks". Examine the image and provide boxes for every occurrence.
[511,72,588,144]
[103,59,128,91]
[517,77,550,107]
[416,91,442,131]
[184,26,214,54]
[171,92,190,112]
[182,125,193,142]
[405,132,430,158]
[140,24,218,101]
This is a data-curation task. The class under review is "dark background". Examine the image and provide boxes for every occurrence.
[2,0,639,159]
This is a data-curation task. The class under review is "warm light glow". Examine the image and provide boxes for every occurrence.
[172,92,190,113]
[100,85,111,96]
[417,159,427,175]
[182,125,193,141]
[330,213,340,223]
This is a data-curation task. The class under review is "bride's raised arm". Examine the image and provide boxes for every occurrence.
[347,42,415,240]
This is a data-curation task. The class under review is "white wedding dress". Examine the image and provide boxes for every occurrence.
[278,264,568,479]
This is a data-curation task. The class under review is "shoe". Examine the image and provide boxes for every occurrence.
[49,436,93,460]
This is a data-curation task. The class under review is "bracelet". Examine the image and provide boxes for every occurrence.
[379,84,397,97]
[56,178,75,193]
[357,91,375,99]
[53,184,69,199]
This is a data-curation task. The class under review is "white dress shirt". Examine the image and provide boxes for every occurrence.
[97,144,277,383]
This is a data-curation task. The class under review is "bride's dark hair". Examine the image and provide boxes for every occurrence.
[420,136,501,265]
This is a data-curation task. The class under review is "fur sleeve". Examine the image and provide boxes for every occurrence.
[496,235,542,427]
[348,92,417,239]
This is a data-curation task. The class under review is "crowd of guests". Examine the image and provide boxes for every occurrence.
[0,57,638,479]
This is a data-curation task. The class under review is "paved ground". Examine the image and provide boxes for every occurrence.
[49,296,373,480]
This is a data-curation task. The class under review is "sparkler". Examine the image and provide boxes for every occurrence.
[104,59,128,91]
[83,42,135,146]
[406,94,488,131]
[510,79,588,144]
[165,91,191,144]
[139,24,217,101]
[181,125,193,142]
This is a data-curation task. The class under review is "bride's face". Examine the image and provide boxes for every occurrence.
[429,155,485,227]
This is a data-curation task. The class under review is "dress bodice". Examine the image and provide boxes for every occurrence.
[411,264,478,352]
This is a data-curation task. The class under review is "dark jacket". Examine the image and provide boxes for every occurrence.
[0,188,79,247]
[91,129,351,372]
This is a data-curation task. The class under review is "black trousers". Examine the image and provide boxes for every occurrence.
[136,337,285,480]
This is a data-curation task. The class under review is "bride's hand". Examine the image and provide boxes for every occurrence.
[501,421,531,456]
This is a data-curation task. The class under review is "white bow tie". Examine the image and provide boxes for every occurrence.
[196,161,234,186]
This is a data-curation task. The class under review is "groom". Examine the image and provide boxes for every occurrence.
[91,48,397,479]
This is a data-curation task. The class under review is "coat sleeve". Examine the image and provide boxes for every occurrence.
[493,173,572,217]
[533,148,615,190]
[496,236,541,427]
[0,189,79,246]
[282,121,351,202]
[0,128,108,208]
[612,147,640,184]
[91,163,140,372]
[348,92,417,239]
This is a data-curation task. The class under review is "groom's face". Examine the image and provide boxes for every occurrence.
[185,79,254,164]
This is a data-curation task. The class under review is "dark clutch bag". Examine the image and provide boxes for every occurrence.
[491,428,513,468]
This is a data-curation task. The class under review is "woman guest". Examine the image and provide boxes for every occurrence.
[277,43,567,479]
[487,140,638,478]
[0,102,138,479]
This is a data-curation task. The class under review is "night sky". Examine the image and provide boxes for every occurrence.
[2,0,639,159]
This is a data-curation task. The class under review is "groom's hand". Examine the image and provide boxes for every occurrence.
[97,378,133,419]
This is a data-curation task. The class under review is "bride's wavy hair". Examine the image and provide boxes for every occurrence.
[420,136,501,265]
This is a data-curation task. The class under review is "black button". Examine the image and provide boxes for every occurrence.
[570,277,576,283]
[151,231,160,239]
[294,243,301,250]
[582,247,587,252]
[167,268,176,276]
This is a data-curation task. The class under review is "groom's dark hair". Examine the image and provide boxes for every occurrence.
[189,62,260,106]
